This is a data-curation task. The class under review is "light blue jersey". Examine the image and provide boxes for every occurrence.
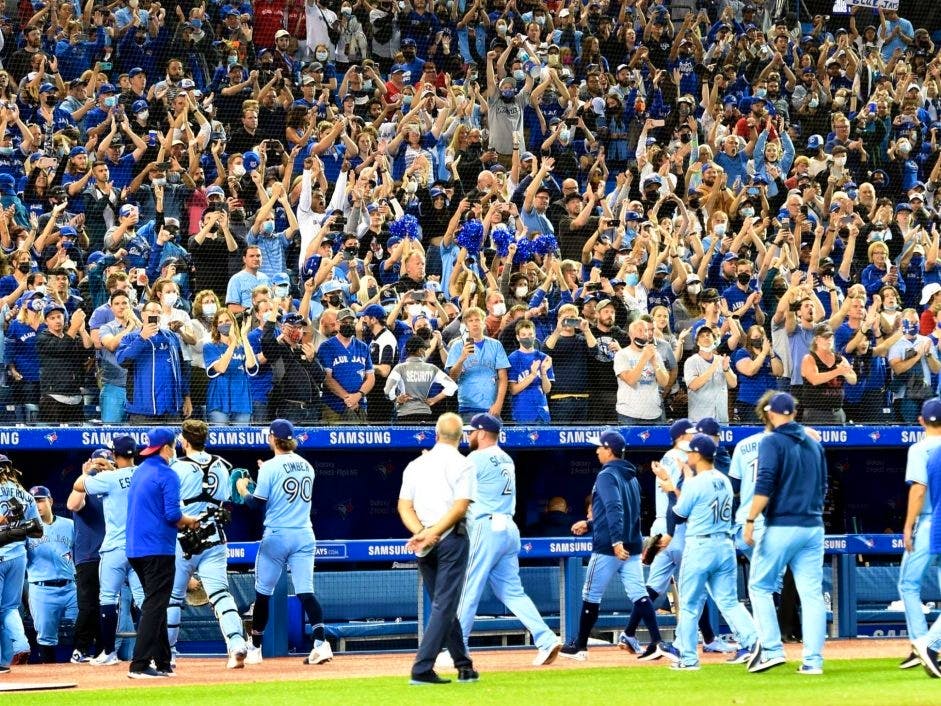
[0,481,39,559]
[729,431,768,528]
[172,452,232,517]
[906,435,941,517]
[674,470,733,537]
[83,467,135,553]
[254,452,315,530]
[652,448,684,535]
[467,445,515,519]
[27,516,74,582]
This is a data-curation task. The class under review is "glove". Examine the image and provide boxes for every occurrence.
[641,534,663,566]
[185,577,209,607]
[229,467,255,505]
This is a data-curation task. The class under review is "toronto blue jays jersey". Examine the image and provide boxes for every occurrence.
[655,448,686,524]
[467,444,515,519]
[83,466,135,552]
[0,480,39,559]
[254,452,315,530]
[172,452,232,517]
[673,469,734,538]
[729,431,768,528]
[317,336,374,413]
[906,435,941,518]
[27,516,75,582]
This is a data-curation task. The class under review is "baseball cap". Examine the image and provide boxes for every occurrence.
[90,448,115,463]
[921,398,941,422]
[119,204,138,219]
[464,413,503,433]
[110,434,138,457]
[281,312,308,326]
[595,298,615,311]
[921,282,941,305]
[587,429,626,455]
[896,202,913,213]
[59,225,78,239]
[271,272,290,286]
[128,67,146,78]
[764,392,797,416]
[275,29,290,39]
[688,434,716,460]
[29,485,51,499]
[813,324,834,338]
[722,252,738,262]
[336,307,356,321]
[140,427,176,456]
[97,83,116,96]
[807,135,823,150]
[695,417,721,437]
[132,99,149,114]
[205,185,226,200]
[69,146,88,158]
[429,187,446,199]
[39,82,56,94]
[43,302,66,319]
[624,210,642,221]
[359,303,387,319]
[669,418,696,442]
[268,419,295,440]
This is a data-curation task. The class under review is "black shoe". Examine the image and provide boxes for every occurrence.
[410,670,451,685]
[457,668,479,683]
[900,650,922,669]
[128,667,165,679]
[636,643,662,661]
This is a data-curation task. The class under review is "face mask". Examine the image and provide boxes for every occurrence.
[218,322,232,336]
[228,55,238,66]
[162,292,178,307]
[754,88,767,98]
[284,327,303,343]
[152,178,167,187]
[687,283,702,295]
[903,320,918,336]
[406,303,423,318]
[191,19,202,29]
[0,147,12,156]
[138,110,149,121]
[232,164,246,178]
[834,155,846,166]
[496,24,507,35]
[492,302,507,316]
[513,69,525,82]
[17,263,30,274]
[316,51,329,61]
[699,342,717,353]
[261,220,275,235]
[339,322,356,338]
[632,337,648,347]
[202,302,217,318]
[714,223,727,236]
[363,79,373,90]
[624,273,640,287]
[367,286,378,299]
[809,97,819,109]
[104,96,117,107]
[559,128,571,143]
[468,281,477,294]
[274,284,290,299]
[737,272,751,285]
[514,285,528,299]
[501,89,515,101]
[402,95,413,106]
[536,16,546,26]
[884,303,899,312]
[33,284,46,295]
[341,6,352,16]
[740,207,754,218]
[518,336,535,348]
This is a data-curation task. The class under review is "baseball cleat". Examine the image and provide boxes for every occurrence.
[71,650,92,664]
[410,670,451,685]
[900,650,922,669]
[703,638,735,654]
[658,642,681,663]
[227,647,247,669]
[617,632,642,654]
[636,643,663,661]
[533,641,562,666]
[726,646,753,664]
[304,640,334,665]
[157,666,176,677]
[10,652,29,666]
[127,667,165,679]
[670,662,701,671]
[746,645,786,674]
[797,664,823,675]
[559,643,587,661]
[435,650,455,670]
[245,645,263,665]
[90,651,119,666]
[170,647,179,668]
[457,667,480,683]
[913,637,941,679]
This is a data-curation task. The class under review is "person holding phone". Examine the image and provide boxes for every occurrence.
[542,303,597,423]
[204,311,258,425]
[36,303,93,423]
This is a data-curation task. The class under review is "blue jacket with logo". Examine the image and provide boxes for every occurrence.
[756,422,827,528]
[590,458,643,556]
[115,329,189,416]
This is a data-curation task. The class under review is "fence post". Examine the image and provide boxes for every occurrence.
[262,571,290,657]
[836,554,857,639]
[562,556,582,642]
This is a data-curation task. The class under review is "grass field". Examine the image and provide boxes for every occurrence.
[24,658,941,705]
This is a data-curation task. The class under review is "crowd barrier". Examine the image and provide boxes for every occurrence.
[219,534,914,657]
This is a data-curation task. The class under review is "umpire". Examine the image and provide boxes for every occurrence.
[397,412,477,685]
[744,393,828,675]
[125,428,199,679]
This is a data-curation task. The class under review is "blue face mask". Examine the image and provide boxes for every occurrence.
[104,96,117,107]
[625,227,637,240]
[754,88,766,98]
[218,322,232,336]
[261,220,275,235]
[902,320,919,336]
[402,95,412,106]
[501,88,515,100]
[624,273,640,286]
[191,19,202,29]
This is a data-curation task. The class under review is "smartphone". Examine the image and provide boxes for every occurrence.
[147,315,159,325]
[585,282,601,292]
[155,162,171,170]
[780,217,791,228]
[99,61,112,71]
[562,317,581,328]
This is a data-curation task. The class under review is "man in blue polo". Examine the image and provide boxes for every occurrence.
[317,307,375,423]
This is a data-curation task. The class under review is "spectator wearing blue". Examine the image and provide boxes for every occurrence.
[204,310,259,425]
[721,258,764,332]
[97,290,141,424]
[32,83,77,133]
[733,325,784,423]
[84,84,120,139]
[889,309,941,424]
[507,319,553,424]
[95,119,149,189]
[247,184,298,280]
[36,303,92,423]
[0,173,29,228]
[5,291,45,422]
[116,299,192,423]
[54,22,106,81]
[317,308,375,423]
[226,246,269,315]
[445,307,510,423]
[125,427,199,679]
[394,38,426,82]
[861,240,904,298]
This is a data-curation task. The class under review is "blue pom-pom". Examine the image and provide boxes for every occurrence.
[389,214,421,240]
[491,226,513,257]
[456,219,484,253]
[534,234,559,256]
[513,237,535,265]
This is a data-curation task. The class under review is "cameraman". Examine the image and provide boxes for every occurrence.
[116,300,192,423]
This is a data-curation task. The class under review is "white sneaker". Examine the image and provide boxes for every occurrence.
[304,640,333,665]
[90,651,119,666]
[434,650,455,670]
[245,645,263,665]
[227,647,247,670]
[533,641,562,666]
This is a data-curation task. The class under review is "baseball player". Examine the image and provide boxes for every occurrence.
[729,396,774,564]
[900,399,941,671]
[72,434,145,666]
[561,431,672,661]
[744,392,827,675]
[0,455,42,671]
[168,420,247,669]
[236,419,330,667]
[455,413,561,666]
[669,434,758,671]
[915,437,941,676]
[26,485,77,663]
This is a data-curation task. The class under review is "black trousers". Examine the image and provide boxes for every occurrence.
[74,560,101,656]
[128,555,175,672]
[412,529,472,676]
[39,396,84,423]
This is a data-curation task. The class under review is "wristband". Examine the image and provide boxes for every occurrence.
[746,519,755,524]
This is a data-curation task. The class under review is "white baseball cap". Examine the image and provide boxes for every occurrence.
[921,282,941,306]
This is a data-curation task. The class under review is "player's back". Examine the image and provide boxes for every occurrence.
[729,431,767,528]
[0,481,39,559]
[468,445,515,519]
[172,452,232,516]
[908,435,941,517]
[27,516,74,581]
[256,452,315,531]
[681,471,734,538]
[84,467,135,552]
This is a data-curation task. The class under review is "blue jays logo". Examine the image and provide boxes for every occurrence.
[44,432,58,445]
[858,536,875,549]
[521,542,533,553]
[296,432,309,444]
[376,462,394,480]
[637,430,650,442]
[868,431,881,442]
[336,500,354,518]
[413,431,429,443]
[527,431,540,444]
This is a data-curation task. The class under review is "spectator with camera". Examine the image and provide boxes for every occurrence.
[189,207,242,299]
[889,308,941,423]
[261,310,325,423]
[5,292,46,422]
[445,306,510,423]
[543,304,597,423]
[97,289,142,424]
[36,303,92,423]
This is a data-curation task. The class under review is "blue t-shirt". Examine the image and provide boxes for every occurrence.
[445,336,511,413]
[507,348,553,423]
[27,516,75,582]
[225,270,270,308]
[105,153,138,189]
[83,466,135,553]
[5,319,41,382]
[253,452,315,531]
[72,490,105,565]
[317,336,374,413]
[205,341,258,415]
[732,348,777,406]
[467,444,515,520]
[673,469,734,537]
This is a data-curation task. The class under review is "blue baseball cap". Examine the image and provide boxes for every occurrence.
[43,302,66,319]
[358,303,387,319]
[140,427,176,456]
[669,418,696,442]
[39,82,56,94]
[91,448,115,462]
[281,312,308,326]
[688,434,716,460]
[695,417,722,437]
[922,398,941,423]
[242,151,261,171]
[110,434,138,457]
[97,83,117,96]
[465,413,503,433]
[624,210,642,221]
[128,67,146,78]
[29,485,51,498]
[131,99,148,114]
[69,146,87,158]
[205,185,226,199]
[268,419,295,440]
[764,392,797,416]
[896,202,913,213]
[271,272,290,286]
[588,429,626,455]
[119,203,138,218]
[59,225,78,238]
[429,187,446,199]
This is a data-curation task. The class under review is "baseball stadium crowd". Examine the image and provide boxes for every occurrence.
[0,0,935,426]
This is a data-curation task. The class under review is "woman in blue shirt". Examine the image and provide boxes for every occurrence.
[204,312,258,425]
[5,293,45,422]
[732,326,783,423]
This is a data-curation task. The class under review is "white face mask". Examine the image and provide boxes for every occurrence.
[162,292,178,307]
[714,223,727,236]
[406,303,423,318]
[316,51,329,61]
[833,155,846,167]
[33,284,46,295]
[492,302,507,317]
[514,285,528,299]
[202,302,217,318]
[274,285,290,298]
[232,164,246,178]
[687,283,702,295]
[137,110,149,121]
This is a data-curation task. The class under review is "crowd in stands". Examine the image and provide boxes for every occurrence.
[0,0,938,426]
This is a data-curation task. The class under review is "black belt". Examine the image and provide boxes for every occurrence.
[31,579,73,587]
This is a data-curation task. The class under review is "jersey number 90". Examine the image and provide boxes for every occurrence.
[282,476,313,503]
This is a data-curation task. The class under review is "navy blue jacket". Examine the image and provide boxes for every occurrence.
[126,454,183,558]
[590,459,643,555]
[756,422,827,528]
